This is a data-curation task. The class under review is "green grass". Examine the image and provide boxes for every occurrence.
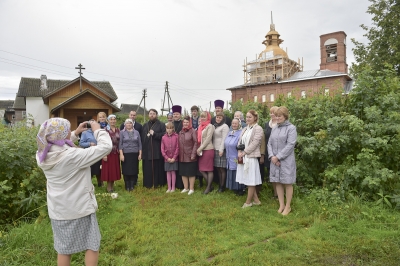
[1,178,400,265]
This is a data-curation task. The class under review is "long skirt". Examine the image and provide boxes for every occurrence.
[101,152,121,182]
[142,159,166,188]
[51,213,101,254]
[198,149,214,172]
[121,152,139,175]
[226,169,245,190]
[236,157,262,186]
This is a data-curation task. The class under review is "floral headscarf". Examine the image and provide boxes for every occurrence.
[36,118,75,163]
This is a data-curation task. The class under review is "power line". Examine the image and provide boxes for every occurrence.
[0,58,166,89]
[0,48,164,83]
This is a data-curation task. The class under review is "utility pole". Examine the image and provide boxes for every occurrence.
[137,89,147,122]
[161,81,173,116]
[75,63,85,92]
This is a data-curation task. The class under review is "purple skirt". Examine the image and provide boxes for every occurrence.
[198,149,214,172]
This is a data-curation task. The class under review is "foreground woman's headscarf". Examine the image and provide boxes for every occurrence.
[36,118,75,163]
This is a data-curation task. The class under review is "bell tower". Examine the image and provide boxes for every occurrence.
[320,31,348,73]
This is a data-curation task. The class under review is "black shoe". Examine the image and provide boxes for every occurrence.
[238,190,245,196]
[218,186,225,193]
[203,186,213,194]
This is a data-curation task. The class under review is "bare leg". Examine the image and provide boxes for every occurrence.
[252,187,261,204]
[182,176,189,190]
[246,186,256,204]
[189,177,195,191]
[272,182,278,197]
[57,254,71,266]
[275,183,285,213]
[282,184,293,215]
[107,182,112,192]
[85,250,99,266]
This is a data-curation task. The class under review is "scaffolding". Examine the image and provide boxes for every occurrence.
[243,18,303,85]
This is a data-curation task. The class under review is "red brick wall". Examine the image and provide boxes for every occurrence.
[229,76,348,104]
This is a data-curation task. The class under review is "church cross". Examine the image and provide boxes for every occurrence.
[75,63,85,92]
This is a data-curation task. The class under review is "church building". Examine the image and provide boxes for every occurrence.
[227,20,353,104]
[14,72,120,127]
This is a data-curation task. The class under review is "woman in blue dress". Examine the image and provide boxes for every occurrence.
[224,118,245,195]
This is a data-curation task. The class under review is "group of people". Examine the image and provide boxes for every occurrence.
[35,99,297,265]
[78,100,297,214]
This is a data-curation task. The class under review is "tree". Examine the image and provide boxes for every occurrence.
[351,0,400,78]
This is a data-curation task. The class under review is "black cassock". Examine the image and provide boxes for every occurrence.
[173,119,184,189]
[141,119,166,188]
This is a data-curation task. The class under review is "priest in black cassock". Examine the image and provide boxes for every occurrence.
[172,105,183,133]
[141,108,166,188]
[211,99,232,127]
[171,105,184,189]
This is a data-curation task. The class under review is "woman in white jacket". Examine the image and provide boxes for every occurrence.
[36,118,112,266]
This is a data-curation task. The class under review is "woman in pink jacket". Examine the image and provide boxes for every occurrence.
[161,122,179,193]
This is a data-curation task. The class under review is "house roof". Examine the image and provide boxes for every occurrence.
[118,103,148,114]
[227,69,352,90]
[13,96,26,109]
[0,100,14,110]
[50,89,121,113]
[17,76,118,101]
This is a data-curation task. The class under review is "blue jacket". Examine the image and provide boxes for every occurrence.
[79,129,97,148]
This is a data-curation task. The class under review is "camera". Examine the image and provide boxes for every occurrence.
[86,122,91,129]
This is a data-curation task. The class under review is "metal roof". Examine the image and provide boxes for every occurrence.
[281,69,348,83]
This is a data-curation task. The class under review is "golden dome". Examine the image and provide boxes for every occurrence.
[258,25,287,59]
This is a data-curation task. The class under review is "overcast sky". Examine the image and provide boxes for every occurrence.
[0,0,372,114]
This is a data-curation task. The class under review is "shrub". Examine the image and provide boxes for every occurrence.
[0,123,46,225]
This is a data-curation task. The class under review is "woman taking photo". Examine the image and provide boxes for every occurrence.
[36,118,112,265]
[101,114,121,193]
[268,106,297,215]
[213,112,229,192]
[236,110,263,208]
[224,118,245,195]
[178,116,198,195]
[119,118,142,191]
[197,111,215,194]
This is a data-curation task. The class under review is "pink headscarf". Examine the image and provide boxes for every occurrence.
[197,111,211,144]
[36,118,75,163]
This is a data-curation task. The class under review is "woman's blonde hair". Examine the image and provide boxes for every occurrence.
[276,106,289,120]
[270,106,279,113]
[97,112,107,120]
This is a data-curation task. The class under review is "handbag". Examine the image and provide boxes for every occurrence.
[237,156,243,164]
[236,143,245,151]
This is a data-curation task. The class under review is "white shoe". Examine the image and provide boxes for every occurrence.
[188,190,194,195]
[170,189,175,193]
[181,189,189,193]
[166,189,171,193]
[242,202,253,208]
